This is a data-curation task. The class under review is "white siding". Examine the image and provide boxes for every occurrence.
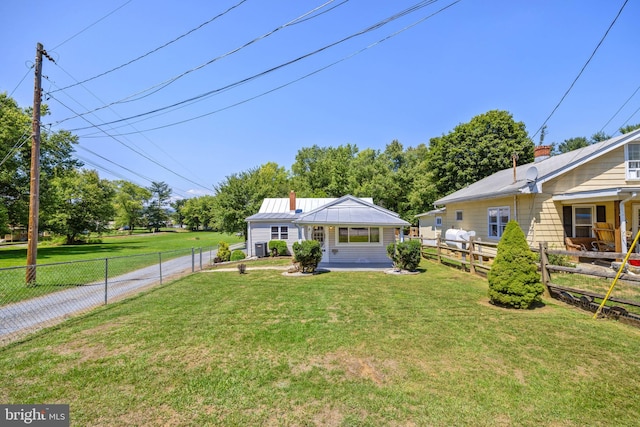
[247,221,299,257]
[323,227,396,263]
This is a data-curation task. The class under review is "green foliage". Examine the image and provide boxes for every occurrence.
[620,123,640,134]
[145,181,172,232]
[292,240,322,273]
[45,169,116,245]
[114,180,151,233]
[487,221,544,309]
[387,240,422,271]
[427,110,533,197]
[213,162,290,234]
[230,249,246,261]
[217,241,231,262]
[181,195,216,230]
[268,240,289,256]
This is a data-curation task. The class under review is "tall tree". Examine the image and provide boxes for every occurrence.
[45,169,115,244]
[555,136,589,154]
[291,144,357,197]
[213,162,289,234]
[114,181,151,233]
[145,181,172,232]
[427,110,533,197]
[620,123,640,134]
[0,94,80,231]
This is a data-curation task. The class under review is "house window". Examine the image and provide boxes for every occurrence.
[337,227,381,244]
[435,216,442,227]
[626,143,640,180]
[488,206,510,238]
[455,210,463,221]
[270,226,288,240]
[573,205,594,238]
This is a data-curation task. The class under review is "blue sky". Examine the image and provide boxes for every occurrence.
[1,0,638,199]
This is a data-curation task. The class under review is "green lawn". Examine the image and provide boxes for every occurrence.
[0,231,244,305]
[1,259,639,426]
[0,230,242,268]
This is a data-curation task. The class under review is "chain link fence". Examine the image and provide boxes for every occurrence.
[0,245,229,345]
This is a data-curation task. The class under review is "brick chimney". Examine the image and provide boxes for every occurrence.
[534,145,551,163]
[289,190,296,212]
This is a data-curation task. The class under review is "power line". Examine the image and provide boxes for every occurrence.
[62,0,441,133]
[599,83,640,135]
[532,0,630,139]
[49,0,248,94]
[51,0,344,126]
[78,0,461,138]
[51,0,133,51]
[46,91,213,192]
[46,62,211,185]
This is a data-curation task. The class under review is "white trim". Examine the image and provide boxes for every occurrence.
[335,226,383,246]
[488,206,510,239]
[572,204,595,238]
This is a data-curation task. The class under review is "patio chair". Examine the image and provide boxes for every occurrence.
[592,222,616,252]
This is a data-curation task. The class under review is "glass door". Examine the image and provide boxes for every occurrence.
[312,226,328,263]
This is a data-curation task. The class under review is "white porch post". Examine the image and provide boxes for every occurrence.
[620,192,638,250]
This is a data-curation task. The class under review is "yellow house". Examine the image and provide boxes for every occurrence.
[432,128,640,252]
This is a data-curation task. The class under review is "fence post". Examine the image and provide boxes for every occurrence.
[539,242,551,297]
[199,248,203,271]
[159,252,163,285]
[191,248,195,273]
[436,236,442,264]
[104,258,108,305]
[469,237,476,274]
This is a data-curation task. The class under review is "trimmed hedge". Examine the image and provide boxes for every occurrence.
[386,240,422,271]
[292,240,322,273]
[230,250,246,261]
[269,240,289,256]
[487,220,544,308]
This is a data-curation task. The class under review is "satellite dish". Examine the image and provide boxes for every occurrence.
[525,166,538,183]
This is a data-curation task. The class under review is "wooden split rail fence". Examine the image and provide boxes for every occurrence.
[415,236,640,326]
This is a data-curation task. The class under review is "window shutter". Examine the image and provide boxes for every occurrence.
[563,206,573,237]
[596,206,606,223]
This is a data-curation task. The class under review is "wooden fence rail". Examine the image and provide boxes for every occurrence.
[415,237,640,325]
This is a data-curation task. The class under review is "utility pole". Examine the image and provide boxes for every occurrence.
[26,43,44,286]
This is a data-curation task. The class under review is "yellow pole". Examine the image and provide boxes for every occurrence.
[593,230,640,319]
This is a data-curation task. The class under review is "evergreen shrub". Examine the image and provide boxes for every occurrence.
[487,220,544,308]
[292,240,322,273]
[230,250,246,261]
[217,241,231,262]
[269,240,289,256]
[386,240,422,271]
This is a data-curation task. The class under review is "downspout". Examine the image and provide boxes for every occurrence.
[620,192,638,250]
[513,195,518,223]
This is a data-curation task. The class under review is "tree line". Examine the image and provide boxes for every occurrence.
[2,92,638,243]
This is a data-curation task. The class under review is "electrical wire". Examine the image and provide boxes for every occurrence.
[46,91,213,193]
[599,84,640,135]
[50,0,247,94]
[47,62,211,185]
[50,0,343,126]
[78,0,461,138]
[532,0,630,139]
[62,0,441,133]
[0,130,31,168]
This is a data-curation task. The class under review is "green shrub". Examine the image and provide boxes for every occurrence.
[292,240,322,273]
[268,240,289,256]
[387,240,422,271]
[230,249,246,261]
[217,241,231,262]
[487,221,544,309]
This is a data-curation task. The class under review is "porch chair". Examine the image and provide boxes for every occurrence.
[592,222,616,252]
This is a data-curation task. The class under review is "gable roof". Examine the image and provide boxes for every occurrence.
[434,128,640,206]
[245,195,374,222]
[294,195,410,226]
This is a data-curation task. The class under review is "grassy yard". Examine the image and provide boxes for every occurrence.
[1,259,639,426]
[0,230,242,268]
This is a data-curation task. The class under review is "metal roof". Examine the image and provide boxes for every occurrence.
[295,195,410,226]
[257,197,373,213]
[434,128,640,206]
